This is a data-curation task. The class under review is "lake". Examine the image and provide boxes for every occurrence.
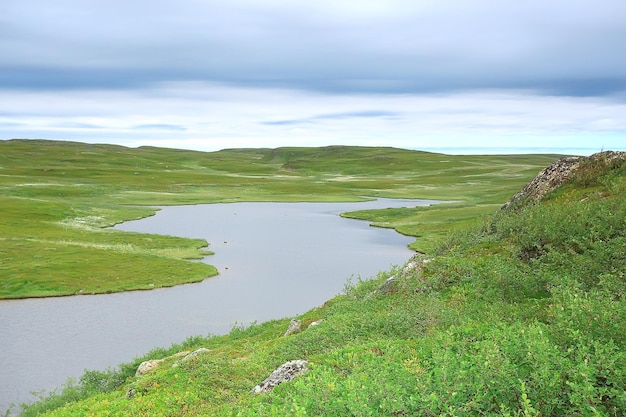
[0,198,440,412]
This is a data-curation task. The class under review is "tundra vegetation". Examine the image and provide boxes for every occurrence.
[6,140,626,416]
[0,139,556,298]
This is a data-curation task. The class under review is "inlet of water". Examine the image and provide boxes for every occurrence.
[0,198,441,412]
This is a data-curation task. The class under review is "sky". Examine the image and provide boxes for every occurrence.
[1,0,625,155]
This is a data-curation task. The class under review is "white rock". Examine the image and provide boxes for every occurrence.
[251,360,308,393]
[135,359,164,376]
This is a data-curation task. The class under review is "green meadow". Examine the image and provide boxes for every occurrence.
[0,139,558,299]
[10,144,626,416]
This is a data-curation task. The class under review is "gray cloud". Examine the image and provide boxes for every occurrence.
[2,0,626,98]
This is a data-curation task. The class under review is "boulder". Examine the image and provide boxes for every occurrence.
[284,319,302,336]
[251,360,308,393]
[135,359,164,376]
[135,350,191,376]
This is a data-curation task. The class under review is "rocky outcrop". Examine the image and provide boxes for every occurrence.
[501,151,626,210]
[251,360,309,393]
[501,156,582,210]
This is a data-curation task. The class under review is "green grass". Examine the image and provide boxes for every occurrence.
[18,153,626,416]
[0,139,559,299]
[0,196,215,298]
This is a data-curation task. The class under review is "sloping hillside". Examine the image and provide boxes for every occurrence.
[19,151,626,416]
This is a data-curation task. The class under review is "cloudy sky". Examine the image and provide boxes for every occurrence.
[1,0,625,154]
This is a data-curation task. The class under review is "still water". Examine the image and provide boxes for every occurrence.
[0,198,440,412]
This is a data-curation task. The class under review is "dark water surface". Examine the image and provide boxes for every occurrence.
[0,198,440,412]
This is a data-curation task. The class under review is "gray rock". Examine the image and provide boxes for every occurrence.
[251,360,308,393]
[135,350,192,375]
[402,258,431,275]
[501,151,626,210]
[284,319,302,337]
[172,348,211,367]
[126,387,137,399]
[376,256,432,295]
[501,156,582,210]
[378,275,398,294]
[135,359,164,376]
[180,347,211,362]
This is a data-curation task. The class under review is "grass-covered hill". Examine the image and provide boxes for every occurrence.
[0,139,558,298]
[14,148,626,416]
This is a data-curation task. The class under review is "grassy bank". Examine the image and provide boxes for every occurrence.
[15,152,626,416]
[0,140,558,298]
